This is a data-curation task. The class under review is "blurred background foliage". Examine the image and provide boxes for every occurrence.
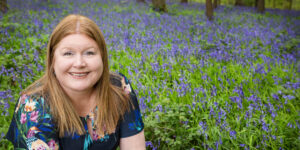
[183,0,300,10]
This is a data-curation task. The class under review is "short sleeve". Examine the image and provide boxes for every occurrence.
[118,74,144,138]
[5,94,59,150]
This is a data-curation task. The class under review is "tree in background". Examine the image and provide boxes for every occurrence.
[235,0,243,6]
[213,0,219,8]
[257,0,265,13]
[181,0,188,3]
[287,0,292,10]
[255,0,258,7]
[206,0,213,20]
[0,0,8,13]
[152,0,167,12]
[137,0,145,3]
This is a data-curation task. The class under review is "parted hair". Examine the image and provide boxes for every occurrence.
[23,14,131,137]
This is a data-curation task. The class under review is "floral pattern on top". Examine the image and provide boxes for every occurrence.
[128,110,143,132]
[6,94,59,150]
[83,107,111,141]
[5,73,144,150]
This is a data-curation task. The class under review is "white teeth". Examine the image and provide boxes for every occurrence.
[70,73,88,77]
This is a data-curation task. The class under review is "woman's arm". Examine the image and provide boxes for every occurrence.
[118,73,146,149]
[120,130,146,150]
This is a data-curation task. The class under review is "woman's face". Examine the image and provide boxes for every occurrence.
[53,33,103,94]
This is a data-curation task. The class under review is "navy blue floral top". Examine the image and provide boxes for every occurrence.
[5,73,144,150]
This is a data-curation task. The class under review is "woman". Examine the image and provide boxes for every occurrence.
[5,14,145,150]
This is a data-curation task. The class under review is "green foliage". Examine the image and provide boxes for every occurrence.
[145,100,201,149]
[281,38,300,54]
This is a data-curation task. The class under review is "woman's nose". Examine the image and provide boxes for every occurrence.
[74,55,86,67]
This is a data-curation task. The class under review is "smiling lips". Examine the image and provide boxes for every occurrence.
[69,72,89,78]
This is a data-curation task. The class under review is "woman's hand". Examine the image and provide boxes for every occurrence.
[120,130,146,150]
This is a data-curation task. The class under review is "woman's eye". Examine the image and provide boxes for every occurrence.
[85,51,95,55]
[63,52,73,56]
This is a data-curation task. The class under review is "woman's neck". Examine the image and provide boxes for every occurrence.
[65,89,97,117]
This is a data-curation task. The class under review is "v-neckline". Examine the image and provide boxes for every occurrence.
[81,106,98,120]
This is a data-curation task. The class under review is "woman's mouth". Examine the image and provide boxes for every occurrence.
[69,72,89,78]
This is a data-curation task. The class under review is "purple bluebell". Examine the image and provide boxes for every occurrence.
[283,95,295,100]
[230,130,236,139]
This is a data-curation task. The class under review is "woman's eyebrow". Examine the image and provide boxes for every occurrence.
[60,46,97,51]
[60,46,73,50]
[84,47,96,50]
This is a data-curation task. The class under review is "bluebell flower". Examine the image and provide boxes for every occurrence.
[283,95,295,100]
[272,94,279,100]
[155,104,163,112]
[146,141,153,147]
[209,107,215,117]
[230,130,236,139]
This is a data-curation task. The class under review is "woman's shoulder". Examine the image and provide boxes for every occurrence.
[110,72,133,94]
[15,93,49,114]
[109,72,123,87]
[6,93,58,149]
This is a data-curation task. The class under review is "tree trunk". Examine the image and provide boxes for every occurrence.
[137,0,145,3]
[235,0,243,6]
[0,0,8,13]
[255,0,258,7]
[180,0,188,3]
[257,0,265,13]
[288,0,292,10]
[206,0,213,21]
[152,0,167,12]
[213,0,217,8]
